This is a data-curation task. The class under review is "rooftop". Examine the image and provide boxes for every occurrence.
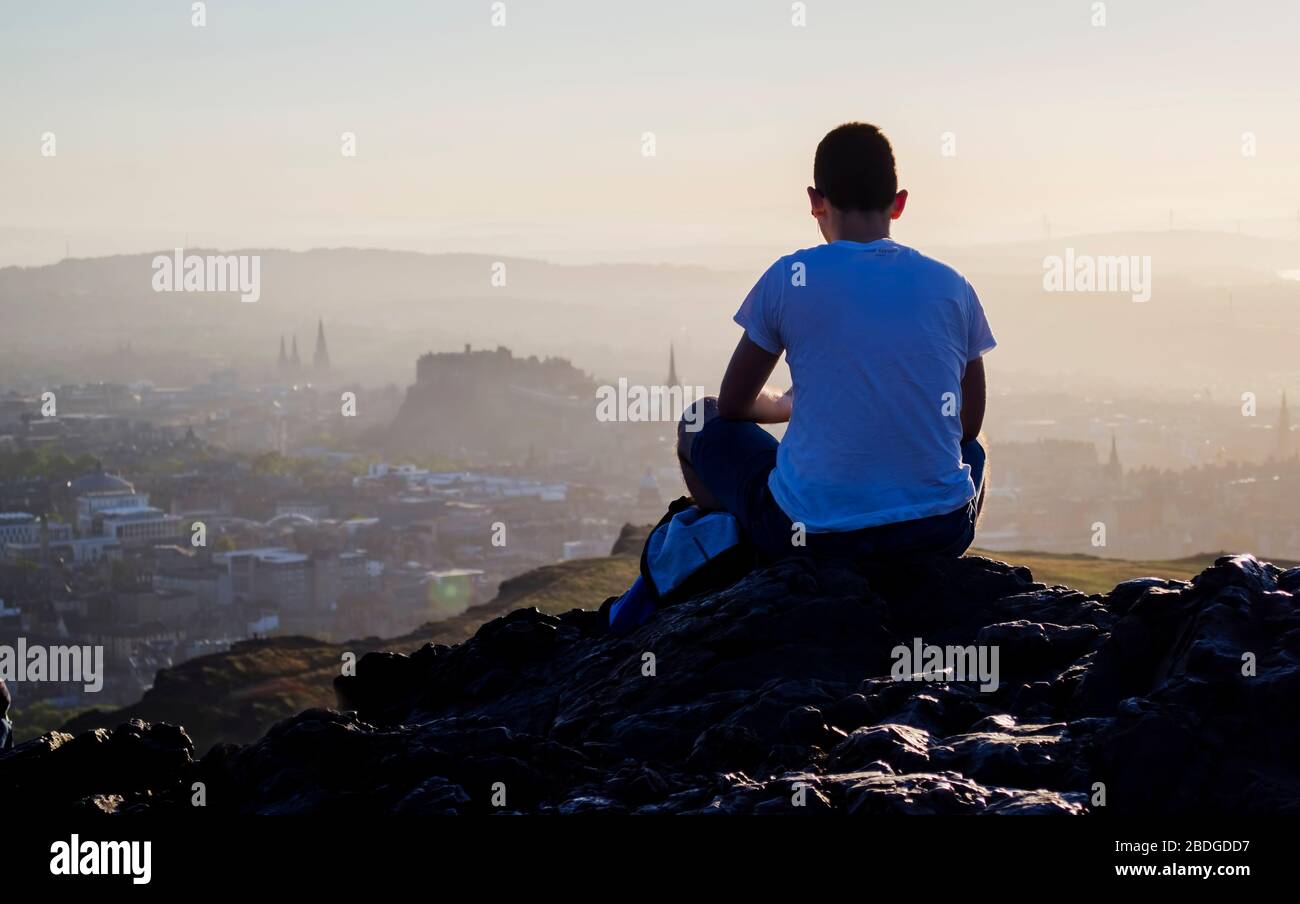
[70,462,135,496]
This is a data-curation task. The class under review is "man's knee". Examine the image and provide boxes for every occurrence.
[677,395,719,462]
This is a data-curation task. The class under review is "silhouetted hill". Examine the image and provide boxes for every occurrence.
[43,543,1289,754]
[47,544,1285,753]
[7,548,1299,815]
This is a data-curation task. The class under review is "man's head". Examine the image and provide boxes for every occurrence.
[808,122,907,242]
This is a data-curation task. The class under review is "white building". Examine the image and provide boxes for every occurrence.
[3,535,121,564]
[95,507,185,546]
[417,471,567,501]
[352,462,432,488]
[274,501,331,520]
[0,512,73,551]
[216,547,314,613]
[71,465,150,532]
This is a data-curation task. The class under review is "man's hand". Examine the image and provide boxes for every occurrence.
[718,334,790,422]
[748,385,794,423]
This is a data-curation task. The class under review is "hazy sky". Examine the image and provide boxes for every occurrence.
[3,0,1299,267]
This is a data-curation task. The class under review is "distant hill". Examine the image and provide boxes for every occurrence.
[0,248,747,389]
[931,230,1300,286]
[4,232,1300,394]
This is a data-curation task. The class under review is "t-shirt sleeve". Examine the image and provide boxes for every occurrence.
[963,279,997,361]
[733,259,786,355]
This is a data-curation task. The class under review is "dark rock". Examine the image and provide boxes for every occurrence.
[1192,554,1278,595]
[930,718,1076,790]
[837,771,1085,815]
[761,743,827,775]
[827,724,932,773]
[558,795,628,815]
[0,719,194,811]
[687,724,766,773]
[393,777,472,815]
[1107,577,1188,617]
[5,553,1298,815]
[975,620,1102,678]
[777,705,847,748]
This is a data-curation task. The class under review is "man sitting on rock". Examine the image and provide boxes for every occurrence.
[678,122,994,562]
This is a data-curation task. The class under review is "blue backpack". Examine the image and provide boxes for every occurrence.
[603,497,756,634]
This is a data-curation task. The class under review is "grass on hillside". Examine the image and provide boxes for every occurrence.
[9,701,99,743]
[491,554,640,613]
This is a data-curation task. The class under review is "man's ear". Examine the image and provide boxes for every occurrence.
[807,186,827,218]
[890,189,909,220]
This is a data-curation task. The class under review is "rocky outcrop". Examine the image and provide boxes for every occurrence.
[3,553,1297,815]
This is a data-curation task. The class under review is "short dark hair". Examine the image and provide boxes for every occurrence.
[813,122,898,213]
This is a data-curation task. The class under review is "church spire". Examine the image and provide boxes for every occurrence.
[666,343,679,387]
[313,318,331,371]
[1105,432,1122,484]
[290,335,301,369]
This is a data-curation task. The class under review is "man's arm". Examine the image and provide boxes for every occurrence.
[960,356,986,442]
[717,334,791,423]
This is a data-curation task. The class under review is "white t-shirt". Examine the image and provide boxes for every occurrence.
[734,238,996,532]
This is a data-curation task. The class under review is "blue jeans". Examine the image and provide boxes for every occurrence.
[689,418,985,562]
